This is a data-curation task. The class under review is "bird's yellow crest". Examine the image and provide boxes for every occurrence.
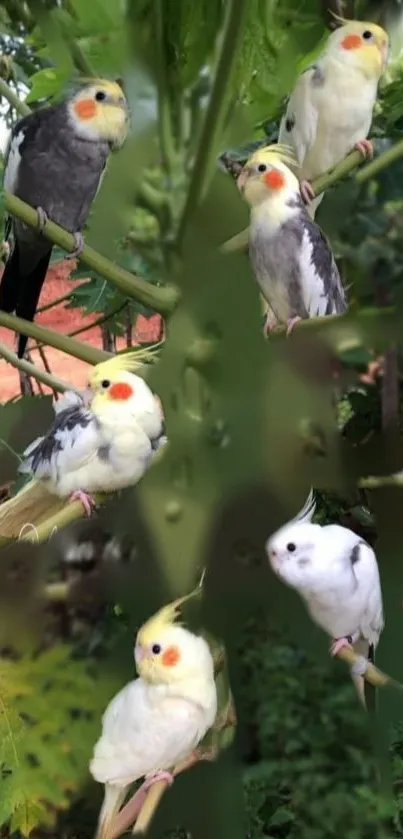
[245,143,298,171]
[88,345,160,386]
[137,570,206,646]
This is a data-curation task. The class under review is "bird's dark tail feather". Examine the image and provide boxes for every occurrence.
[0,241,21,313]
[0,240,52,357]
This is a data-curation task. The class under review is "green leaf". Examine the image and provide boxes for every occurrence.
[25,67,70,104]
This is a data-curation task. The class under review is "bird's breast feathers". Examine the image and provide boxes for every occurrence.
[282,60,378,179]
[90,678,211,786]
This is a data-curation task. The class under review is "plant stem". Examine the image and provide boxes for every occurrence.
[37,289,75,314]
[176,0,248,250]
[0,340,74,392]
[0,311,109,364]
[5,193,181,315]
[154,0,176,171]
[0,77,31,116]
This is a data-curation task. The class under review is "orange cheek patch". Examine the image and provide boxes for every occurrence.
[162,645,180,667]
[341,34,362,50]
[264,169,286,190]
[74,98,97,120]
[108,382,134,400]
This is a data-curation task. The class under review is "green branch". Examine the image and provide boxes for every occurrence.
[176,0,248,250]
[0,341,74,392]
[0,77,31,117]
[222,137,403,253]
[0,311,109,364]
[154,0,176,170]
[4,193,180,315]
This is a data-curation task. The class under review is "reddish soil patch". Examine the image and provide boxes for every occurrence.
[0,260,163,401]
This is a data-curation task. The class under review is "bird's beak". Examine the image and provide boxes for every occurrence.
[236,166,253,192]
[81,387,94,408]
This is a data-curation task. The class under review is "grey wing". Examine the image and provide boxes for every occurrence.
[323,527,384,648]
[298,218,347,317]
[19,404,101,481]
[352,541,384,648]
[278,64,323,169]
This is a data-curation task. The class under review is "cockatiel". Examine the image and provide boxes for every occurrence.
[265,493,384,707]
[90,594,217,839]
[278,19,389,217]
[237,145,347,335]
[0,78,129,357]
[16,351,165,516]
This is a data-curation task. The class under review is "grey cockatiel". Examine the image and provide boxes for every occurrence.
[0,78,129,357]
[236,145,347,335]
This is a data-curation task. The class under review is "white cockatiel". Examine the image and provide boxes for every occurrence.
[18,351,166,515]
[237,145,347,335]
[278,19,389,217]
[265,493,384,706]
[90,595,217,839]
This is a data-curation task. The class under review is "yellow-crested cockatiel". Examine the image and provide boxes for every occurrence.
[0,350,165,537]
[278,19,389,217]
[237,145,347,335]
[90,592,217,839]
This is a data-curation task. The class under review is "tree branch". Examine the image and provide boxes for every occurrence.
[0,311,110,364]
[0,340,74,392]
[4,193,181,315]
[176,0,248,250]
[0,76,31,117]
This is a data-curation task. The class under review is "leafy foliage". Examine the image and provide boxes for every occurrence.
[0,646,121,836]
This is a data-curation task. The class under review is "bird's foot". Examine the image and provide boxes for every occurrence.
[286,315,302,336]
[359,356,384,385]
[69,489,96,516]
[143,769,174,791]
[300,179,316,204]
[354,139,374,160]
[263,313,280,337]
[36,206,49,232]
[66,231,85,260]
[330,635,353,657]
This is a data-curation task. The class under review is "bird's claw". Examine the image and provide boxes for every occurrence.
[330,636,352,657]
[69,489,96,516]
[263,312,279,337]
[286,315,302,336]
[66,231,85,260]
[354,139,373,160]
[144,769,174,790]
[300,179,316,204]
[36,206,49,232]
[359,356,384,385]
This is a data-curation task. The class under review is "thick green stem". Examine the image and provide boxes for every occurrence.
[0,77,31,116]
[5,193,180,315]
[0,341,73,392]
[154,0,176,170]
[0,311,109,364]
[176,0,248,249]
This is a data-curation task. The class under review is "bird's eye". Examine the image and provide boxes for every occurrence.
[287,542,296,553]
[362,30,373,40]
[95,90,107,101]
[101,379,111,389]
[152,643,161,655]
[257,163,267,172]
